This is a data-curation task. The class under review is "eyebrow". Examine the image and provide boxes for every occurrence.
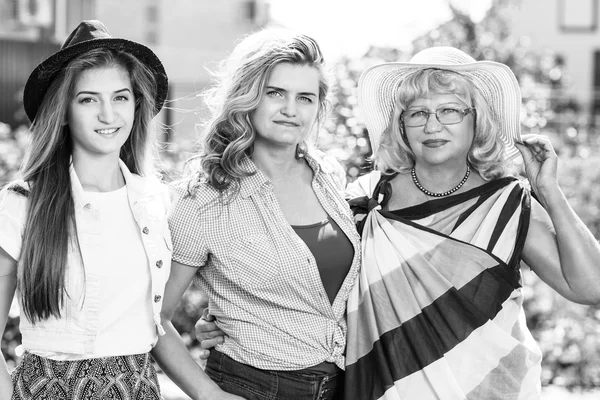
[407,102,463,109]
[75,88,132,96]
[266,85,317,97]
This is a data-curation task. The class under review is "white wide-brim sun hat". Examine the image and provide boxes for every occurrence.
[357,46,522,160]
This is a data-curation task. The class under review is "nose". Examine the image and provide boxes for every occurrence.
[280,98,297,117]
[98,101,117,124]
[424,112,443,133]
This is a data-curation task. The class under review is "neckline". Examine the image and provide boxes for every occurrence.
[385,176,517,217]
[84,185,127,196]
[291,217,330,229]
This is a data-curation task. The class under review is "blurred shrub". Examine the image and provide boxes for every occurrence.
[521,138,600,389]
[0,123,30,186]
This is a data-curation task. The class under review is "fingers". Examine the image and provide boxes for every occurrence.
[514,141,536,164]
[519,135,556,157]
[200,336,224,349]
[516,135,556,163]
[199,323,223,338]
[198,348,211,360]
[195,318,220,335]
[201,307,215,322]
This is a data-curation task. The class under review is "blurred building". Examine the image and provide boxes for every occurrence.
[506,0,599,126]
[0,0,270,146]
[0,0,93,127]
[94,0,270,148]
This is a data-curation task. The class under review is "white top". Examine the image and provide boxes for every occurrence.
[35,186,155,360]
[0,160,172,358]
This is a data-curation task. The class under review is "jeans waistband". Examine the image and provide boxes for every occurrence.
[206,349,344,400]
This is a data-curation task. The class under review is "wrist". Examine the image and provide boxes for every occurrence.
[537,184,566,211]
[195,379,223,400]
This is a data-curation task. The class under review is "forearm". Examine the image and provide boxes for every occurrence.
[543,186,600,303]
[0,270,16,398]
[0,354,13,398]
[151,320,222,400]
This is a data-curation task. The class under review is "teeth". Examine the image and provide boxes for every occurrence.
[97,128,118,135]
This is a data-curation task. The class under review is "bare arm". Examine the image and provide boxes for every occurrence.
[517,135,600,304]
[150,261,243,400]
[0,246,17,399]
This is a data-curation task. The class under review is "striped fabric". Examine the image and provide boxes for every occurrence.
[345,171,543,400]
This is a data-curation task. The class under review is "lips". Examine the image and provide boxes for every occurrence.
[96,128,119,135]
[422,139,449,148]
[273,120,300,127]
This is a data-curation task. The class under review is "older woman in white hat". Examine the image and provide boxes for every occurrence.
[344,46,600,400]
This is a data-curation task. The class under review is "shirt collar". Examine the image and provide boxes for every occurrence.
[70,158,154,210]
[238,156,268,199]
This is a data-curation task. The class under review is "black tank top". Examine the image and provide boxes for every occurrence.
[292,216,354,304]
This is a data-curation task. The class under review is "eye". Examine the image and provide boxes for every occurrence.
[266,90,283,98]
[78,96,96,104]
[114,95,130,102]
[439,108,461,115]
[298,96,313,103]
[410,110,427,118]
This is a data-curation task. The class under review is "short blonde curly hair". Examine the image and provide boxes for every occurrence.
[375,69,508,180]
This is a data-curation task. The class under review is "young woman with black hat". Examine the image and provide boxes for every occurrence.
[0,20,171,399]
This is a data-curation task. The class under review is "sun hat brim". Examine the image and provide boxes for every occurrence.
[357,51,522,161]
[23,37,168,123]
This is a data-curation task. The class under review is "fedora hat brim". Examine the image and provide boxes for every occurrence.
[358,52,522,161]
[24,37,168,123]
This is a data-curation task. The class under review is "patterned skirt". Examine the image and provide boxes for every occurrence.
[11,352,162,400]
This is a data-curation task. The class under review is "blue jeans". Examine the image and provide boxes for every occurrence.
[205,350,344,400]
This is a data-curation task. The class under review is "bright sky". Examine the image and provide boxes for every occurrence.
[268,0,493,60]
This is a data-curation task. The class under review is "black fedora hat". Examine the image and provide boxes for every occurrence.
[23,20,168,123]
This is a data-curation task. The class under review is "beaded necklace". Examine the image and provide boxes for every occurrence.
[411,165,470,197]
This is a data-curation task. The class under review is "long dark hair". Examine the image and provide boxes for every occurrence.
[18,48,158,323]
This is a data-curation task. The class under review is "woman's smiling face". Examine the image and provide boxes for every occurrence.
[403,93,475,167]
[67,66,135,161]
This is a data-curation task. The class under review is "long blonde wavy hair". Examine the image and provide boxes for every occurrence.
[189,29,329,196]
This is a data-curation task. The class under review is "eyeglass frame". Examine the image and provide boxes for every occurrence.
[401,107,476,127]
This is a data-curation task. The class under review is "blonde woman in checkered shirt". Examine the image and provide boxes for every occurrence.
[151,29,361,399]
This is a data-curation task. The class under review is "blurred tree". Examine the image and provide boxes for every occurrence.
[0,123,29,186]
[412,0,584,148]
[318,58,371,182]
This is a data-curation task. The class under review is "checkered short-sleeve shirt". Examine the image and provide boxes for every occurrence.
[169,153,361,370]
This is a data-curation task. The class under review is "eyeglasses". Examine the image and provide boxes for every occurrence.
[402,107,476,127]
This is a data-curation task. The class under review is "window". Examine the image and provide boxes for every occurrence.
[559,0,598,32]
[147,4,158,23]
[593,51,600,125]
